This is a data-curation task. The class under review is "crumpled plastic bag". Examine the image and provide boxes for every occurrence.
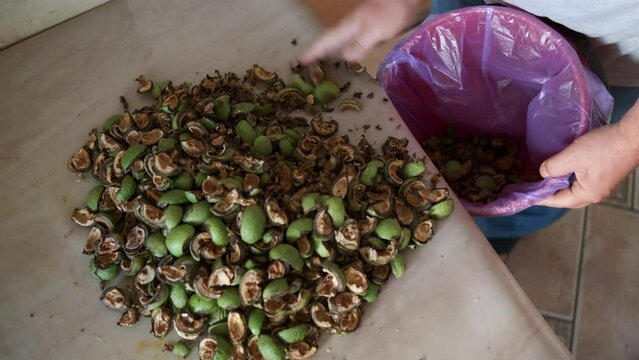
[378,6,614,216]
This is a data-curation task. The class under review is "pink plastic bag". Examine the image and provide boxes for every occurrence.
[378,6,614,216]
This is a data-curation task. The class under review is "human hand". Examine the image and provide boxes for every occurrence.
[300,0,420,64]
[538,101,639,208]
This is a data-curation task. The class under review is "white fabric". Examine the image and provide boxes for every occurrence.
[485,0,639,86]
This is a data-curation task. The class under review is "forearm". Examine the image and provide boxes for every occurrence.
[617,99,639,167]
[376,0,423,23]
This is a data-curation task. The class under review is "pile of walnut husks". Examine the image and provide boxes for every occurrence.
[68,64,453,360]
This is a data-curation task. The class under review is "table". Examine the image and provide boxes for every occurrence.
[0,1,572,359]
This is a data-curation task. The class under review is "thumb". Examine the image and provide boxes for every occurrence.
[539,143,581,178]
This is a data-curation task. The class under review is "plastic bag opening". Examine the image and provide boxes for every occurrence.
[378,6,613,216]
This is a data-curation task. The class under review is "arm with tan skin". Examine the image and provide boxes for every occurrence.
[300,0,421,64]
[539,99,639,208]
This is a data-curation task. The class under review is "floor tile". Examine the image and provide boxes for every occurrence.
[505,209,584,317]
[605,173,634,209]
[544,315,572,351]
[574,205,639,360]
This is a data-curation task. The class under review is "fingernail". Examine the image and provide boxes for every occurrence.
[539,162,549,178]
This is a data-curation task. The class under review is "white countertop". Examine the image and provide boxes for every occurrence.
[0,1,572,359]
[0,0,109,49]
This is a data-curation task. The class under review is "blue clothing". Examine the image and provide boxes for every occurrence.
[610,87,639,124]
[431,0,485,13]
[430,0,639,238]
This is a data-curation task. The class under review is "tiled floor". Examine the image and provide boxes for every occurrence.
[505,169,639,359]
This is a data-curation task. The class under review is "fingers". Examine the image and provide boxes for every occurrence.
[539,142,583,178]
[537,177,600,208]
[537,187,589,208]
[339,25,384,62]
[299,19,361,64]
[302,0,414,64]
[340,39,369,63]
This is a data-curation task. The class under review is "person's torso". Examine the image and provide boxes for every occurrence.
[486,0,639,86]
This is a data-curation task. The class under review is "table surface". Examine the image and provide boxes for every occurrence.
[0,1,572,359]
[0,0,109,49]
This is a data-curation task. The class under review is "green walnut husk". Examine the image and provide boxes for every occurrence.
[374,218,402,241]
[145,233,168,258]
[236,120,257,144]
[217,287,241,310]
[165,224,195,257]
[164,205,183,230]
[402,160,426,179]
[252,135,273,157]
[188,293,217,316]
[158,189,190,206]
[310,233,331,258]
[116,175,136,203]
[102,114,123,131]
[248,308,265,336]
[286,217,313,242]
[277,324,311,344]
[313,80,340,105]
[269,244,304,272]
[390,252,407,278]
[86,185,104,212]
[170,284,188,309]
[69,64,454,359]
[262,278,289,301]
[172,340,191,358]
[120,144,147,170]
[240,204,266,244]
[89,259,118,281]
[362,282,382,303]
[182,201,210,225]
[172,171,194,190]
[258,335,286,360]
[205,216,229,246]
[289,73,314,96]
[429,198,454,219]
